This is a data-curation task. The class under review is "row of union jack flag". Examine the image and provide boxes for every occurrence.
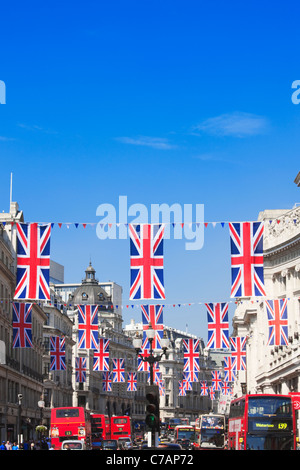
[178,371,234,398]
[11,221,267,303]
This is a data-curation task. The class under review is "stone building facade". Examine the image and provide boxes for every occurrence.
[232,199,300,440]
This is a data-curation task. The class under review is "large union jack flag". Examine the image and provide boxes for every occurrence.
[93,338,110,371]
[230,336,247,371]
[14,223,51,300]
[183,339,200,381]
[127,372,137,391]
[75,357,87,382]
[229,222,266,298]
[141,304,164,349]
[211,370,222,391]
[102,372,112,392]
[266,299,288,346]
[77,304,99,350]
[12,302,33,348]
[223,356,237,382]
[50,336,66,371]
[112,358,125,383]
[205,302,230,349]
[129,224,165,300]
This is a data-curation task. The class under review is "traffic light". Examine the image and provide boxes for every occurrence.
[145,385,160,433]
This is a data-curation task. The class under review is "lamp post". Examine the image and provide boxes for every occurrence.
[133,322,170,385]
[133,323,170,447]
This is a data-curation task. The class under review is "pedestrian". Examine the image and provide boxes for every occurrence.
[5,440,12,450]
[0,441,6,450]
[23,441,29,450]
[12,442,18,450]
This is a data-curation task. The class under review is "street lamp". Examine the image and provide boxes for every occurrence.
[133,323,170,447]
[133,323,170,384]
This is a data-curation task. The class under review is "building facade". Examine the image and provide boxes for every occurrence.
[231,199,300,441]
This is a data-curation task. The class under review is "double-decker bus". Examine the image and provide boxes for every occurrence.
[110,415,131,441]
[194,414,225,449]
[228,394,296,450]
[174,425,196,445]
[50,407,91,450]
[90,413,111,448]
[168,418,182,434]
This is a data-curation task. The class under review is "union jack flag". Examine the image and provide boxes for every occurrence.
[148,362,160,384]
[266,299,288,346]
[141,304,164,349]
[102,371,112,392]
[205,302,230,349]
[221,381,232,396]
[137,333,150,372]
[230,336,247,371]
[200,381,208,396]
[77,304,99,350]
[12,302,33,348]
[223,356,237,382]
[229,222,266,298]
[75,357,87,382]
[178,380,186,396]
[93,338,110,371]
[158,377,165,396]
[182,372,193,391]
[14,223,51,300]
[129,224,165,300]
[127,372,137,391]
[112,358,125,383]
[211,370,222,391]
[209,386,215,400]
[183,339,200,380]
[50,336,66,371]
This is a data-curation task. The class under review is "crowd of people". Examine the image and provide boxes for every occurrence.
[0,438,53,450]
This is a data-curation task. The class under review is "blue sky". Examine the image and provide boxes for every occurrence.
[0,0,300,340]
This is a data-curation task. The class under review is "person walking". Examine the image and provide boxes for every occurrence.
[0,441,6,450]
[5,441,12,450]
[12,442,19,450]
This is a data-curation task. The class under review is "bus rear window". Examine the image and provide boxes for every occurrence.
[56,409,80,418]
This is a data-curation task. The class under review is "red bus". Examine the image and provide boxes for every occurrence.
[174,425,196,448]
[110,415,131,441]
[228,394,296,450]
[90,413,111,448]
[167,418,182,434]
[194,414,225,449]
[50,407,91,450]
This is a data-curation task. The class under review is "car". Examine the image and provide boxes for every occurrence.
[118,437,132,449]
[101,439,118,450]
[141,443,183,450]
[158,443,183,449]
[61,440,86,450]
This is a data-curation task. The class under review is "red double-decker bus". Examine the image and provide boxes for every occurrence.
[50,407,91,450]
[90,413,111,448]
[110,415,131,440]
[228,394,296,450]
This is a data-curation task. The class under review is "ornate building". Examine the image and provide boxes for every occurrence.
[60,263,146,420]
[232,202,300,404]
[0,203,47,443]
